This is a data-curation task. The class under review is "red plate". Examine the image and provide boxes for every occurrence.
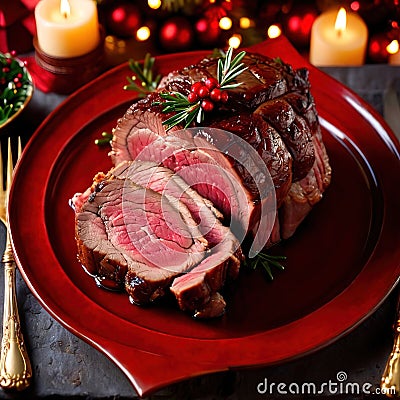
[9,36,400,396]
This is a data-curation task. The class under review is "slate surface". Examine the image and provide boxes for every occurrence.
[0,65,398,399]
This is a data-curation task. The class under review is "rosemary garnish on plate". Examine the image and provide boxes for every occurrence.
[155,46,248,130]
[124,53,161,96]
[95,53,160,147]
[94,131,113,147]
[244,253,286,281]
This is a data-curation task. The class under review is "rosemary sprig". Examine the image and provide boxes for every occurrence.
[244,253,286,281]
[217,46,247,89]
[155,92,203,130]
[124,53,161,97]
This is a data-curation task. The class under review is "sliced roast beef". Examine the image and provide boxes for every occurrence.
[75,170,208,304]
[75,160,244,317]
[170,248,242,318]
[112,160,244,317]
[111,123,257,244]
[111,160,243,272]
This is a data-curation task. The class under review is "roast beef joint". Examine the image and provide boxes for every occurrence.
[72,49,332,319]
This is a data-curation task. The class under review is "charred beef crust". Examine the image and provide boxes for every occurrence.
[159,53,310,111]
[209,113,293,207]
[254,98,315,181]
[158,52,317,184]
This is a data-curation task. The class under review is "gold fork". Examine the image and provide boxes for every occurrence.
[0,137,32,390]
[381,291,400,397]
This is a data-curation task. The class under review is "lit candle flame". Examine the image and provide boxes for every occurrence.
[387,39,399,55]
[267,24,282,39]
[60,0,71,19]
[219,17,232,30]
[239,17,253,29]
[136,26,151,41]
[228,34,242,49]
[147,0,161,9]
[334,7,347,37]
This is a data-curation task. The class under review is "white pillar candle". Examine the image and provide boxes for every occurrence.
[35,0,100,58]
[387,40,400,65]
[310,7,368,66]
[389,52,400,65]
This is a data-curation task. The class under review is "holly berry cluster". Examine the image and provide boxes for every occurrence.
[188,77,229,113]
[156,47,247,130]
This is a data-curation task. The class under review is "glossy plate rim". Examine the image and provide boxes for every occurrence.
[9,36,400,396]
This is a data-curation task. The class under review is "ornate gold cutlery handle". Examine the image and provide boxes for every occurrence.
[0,241,32,390]
[381,294,400,397]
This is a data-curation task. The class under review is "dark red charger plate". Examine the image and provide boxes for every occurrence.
[9,36,400,397]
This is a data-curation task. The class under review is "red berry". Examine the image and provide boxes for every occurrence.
[197,86,210,98]
[187,92,198,103]
[204,77,219,90]
[210,88,222,102]
[201,99,214,112]
[191,81,203,94]
[15,82,22,88]
[221,91,229,103]
[10,50,17,57]
[13,77,19,83]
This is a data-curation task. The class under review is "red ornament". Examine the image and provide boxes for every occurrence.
[282,3,318,48]
[195,17,221,46]
[159,17,193,51]
[204,5,227,21]
[367,32,391,63]
[105,1,142,38]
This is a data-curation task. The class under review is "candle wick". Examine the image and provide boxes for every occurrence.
[337,29,342,38]
[63,12,68,19]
